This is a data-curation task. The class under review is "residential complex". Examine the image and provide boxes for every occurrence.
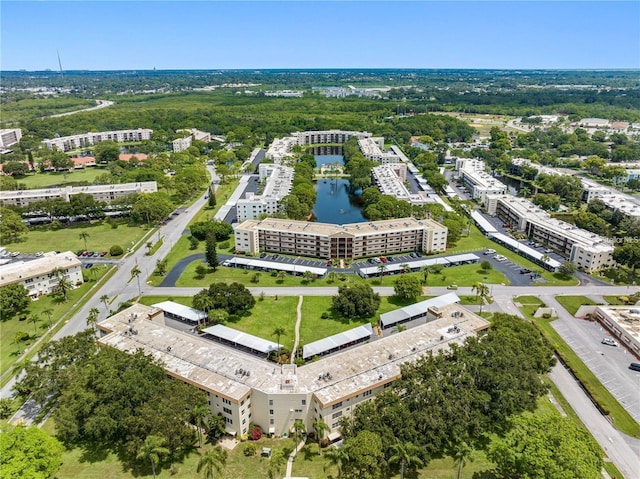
[235,164,294,221]
[42,129,153,152]
[265,130,373,163]
[371,164,430,205]
[234,217,447,260]
[0,181,157,207]
[0,128,22,148]
[357,137,409,164]
[172,128,212,152]
[0,251,82,298]
[456,158,506,203]
[485,194,614,271]
[97,295,488,438]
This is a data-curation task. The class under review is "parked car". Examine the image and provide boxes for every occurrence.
[35,251,44,257]
[409,252,417,258]
[601,338,618,347]
[368,258,376,264]
[100,251,107,257]
[415,252,423,257]
[387,257,394,262]
[519,269,531,274]
[379,257,388,263]
[259,253,267,259]
[494,254,507,262]
[10,252,20,257]
[484,249,496,255]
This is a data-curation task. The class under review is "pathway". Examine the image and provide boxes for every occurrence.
[285,437,307,479]
[291,296,303,364]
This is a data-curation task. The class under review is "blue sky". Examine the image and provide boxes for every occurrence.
[2,1,639,70]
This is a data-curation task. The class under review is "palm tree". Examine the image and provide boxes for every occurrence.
[302,270,314,283]
[87,307,100,330]
[197,446,228,479]
[11,332,25,355]
[146,241,153,255]
[277,270,287,283]
[42,308,54,329]
[377,263,387,277]
[28,314,40,335]
[472,282,490,314]
[100,294,110,313]
[325,271,337,283]
[293,419,306,456]
[192,405,210,447]
[421,265,431,285]
[520,186,531,198]
[136,434,169,479]
[400,263,410,274]
[541,253,550,265]
[324,446,349,479]
[272,327,286,351]
[389,441,424,479]
[453,441,474,479]
[130,265,142,297]
[54,270,73,302]
[312,417,330,455]
[78,231,90,251]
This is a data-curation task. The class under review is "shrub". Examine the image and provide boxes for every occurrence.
[542,313,551,319]
[321,311,329,319]
[50,220,63,230]
[243,443,258,456]
[250,425,262,441]
[219,241,230,250]
[109,244,124,256]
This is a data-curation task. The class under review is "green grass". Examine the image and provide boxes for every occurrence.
[517,304,640,438]
[16,168,106,189]
[299,296,370,346]
[0,265,111,378]
[554,296,599,316]
[232,296,299,350]
[2,220,149,254]
[513,295,544,306]
[603,295,635,305]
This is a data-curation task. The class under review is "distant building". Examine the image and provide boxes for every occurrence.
[235,164,294,221]
[173,128,212,152]
[456,159,506,203]
[264,90,304,98]
[234,217,448,259]
[0,129,22,148]
[371,164,430,205]
[579,118,610,129]
[0,181,157,208]
[0,251,83,298]
[43,129,153,152]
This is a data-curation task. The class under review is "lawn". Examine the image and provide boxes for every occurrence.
[232,296,299,350]
[0,265,112,379]
[2,219,150,254]
[554,296,600,316]
[370,263,508,288]
[16,168,106,189]
[516,302,640,438]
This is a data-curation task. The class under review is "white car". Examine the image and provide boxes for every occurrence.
[601,338,618,347]
[484,249,496,255]
[494,254,507,262]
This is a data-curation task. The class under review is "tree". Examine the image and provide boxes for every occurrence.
[205,232,219,271]
[558,260,577,278]
[28,314,40,335]
[190,235,200,250]
[0,283,30,317]
[0,398,13,419]
[277,270,287,283]
[0,207,28,244]
[452,441,473,479]
[389,441,424,479]
[332,283,381,319]
[87,307,100,330]
[420,265,431,285]
[53,269,73,301]
[341,430,385,479]
[377,263,387,277]
[325,445,350,479]
[155,259,168,276]
[272,327,286,350]
[146,241,153,255]
[0,424,64,479]
[192,405,210,448]
[293,419,306,452]
[130,265,142,297]
[100,294,110,312]
[109,244,124,256]
[487,413,603,479]
[2,161,29,176]
[472,282,490,313]
[93,140,120,163]
[480,260,492,271]
[302,270,314,283]
[197,446,228,479]
[208,188,217,208]
[42,307,54,329]
[313,417,330,454]
[195,264,209,279]
[131,192,174,225]
[78,231,90,251]
[613,242,640,273]
[137,434,170,479]
[393,276,422,301]
[195,282,255,316]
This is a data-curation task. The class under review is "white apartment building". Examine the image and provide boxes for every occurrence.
[371,164,430,205]
[42,129,153,152]
[292,130,371,145]
[485,194,614,271]
[0,251,83,298]
[357,138,408,164]
[265,136,298,163]
[0,129,22,148]
[234,217,447,260]
[456,159,507,203]
[235,164,294,221]
[97,297,488,438]
[172,137,192,152]
[173,129,212,152]
[0,181,157,208]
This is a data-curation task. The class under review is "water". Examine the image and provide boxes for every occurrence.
[313,178,367,224]
[313,153,344,168]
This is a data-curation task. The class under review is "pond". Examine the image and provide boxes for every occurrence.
[312,155,366,224]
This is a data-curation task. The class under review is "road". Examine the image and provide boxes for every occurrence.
[49,99,114,118]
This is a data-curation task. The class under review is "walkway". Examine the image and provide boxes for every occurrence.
[285,437,307,479]
[291,296,303,364]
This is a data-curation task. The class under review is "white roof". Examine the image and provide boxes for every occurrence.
[471,210,498,234]
[359,253,479,275]
[379,293,460,328]
[489,233,562,268]
[151,301,207,322]
[303,324,373,359]
[225,257,327,276]
[202,324,281,354]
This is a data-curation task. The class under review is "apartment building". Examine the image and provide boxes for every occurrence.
[234,217,447,260]
[371,164,430,205]
[173,128,212,152]
[0,251,82,298]
[456,158,506,203]
[0,181,157,208]
[235,164,294,221]
[591,306,640,358]
[97,297,488,438]
[265,130,373,163]
[485,194,614,271]
[42,129,153,152]
[0,128,22,148]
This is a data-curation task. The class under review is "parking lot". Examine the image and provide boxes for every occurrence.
[258,252,329,269]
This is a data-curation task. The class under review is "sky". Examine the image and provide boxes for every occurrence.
[1,1,639,71]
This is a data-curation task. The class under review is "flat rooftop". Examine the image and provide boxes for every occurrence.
[0,251,80,286]
[595,306,640,345]
[98,300,489,405]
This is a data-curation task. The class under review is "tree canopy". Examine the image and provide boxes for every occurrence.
[0,424,64,479]
[332,283,381,319]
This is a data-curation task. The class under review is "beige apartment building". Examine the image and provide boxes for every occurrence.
[97,297,488,439]
[234,217,447,260]
[0,251,83,298]
[42,129,153,152]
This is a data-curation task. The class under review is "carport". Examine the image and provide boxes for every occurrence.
[224,257,327,277]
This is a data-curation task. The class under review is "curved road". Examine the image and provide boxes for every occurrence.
[49,99,114,118]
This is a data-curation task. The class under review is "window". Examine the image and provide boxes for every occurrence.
[225,417,233,424]
[363,390,372,397]
[332,402,342,410]
[301,399,306,405]
[269,409,274,415]
[222,398,231,405]
[332,411,342,419]
[270,419,275,425]
[269,399,273,406]
[223,407,232,415]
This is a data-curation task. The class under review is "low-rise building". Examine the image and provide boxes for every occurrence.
[234,217,447,260]
[456,159,506,203]
[173,128,212,151]
[485,194,614,271]
[591,306,640,358]
[97,297,488,438]
[371,164,429,205]
[43,129,153,152]
[0,251,82,298]
[0,128,22,148]
[0,181,157,208]
[236,164,294,221]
